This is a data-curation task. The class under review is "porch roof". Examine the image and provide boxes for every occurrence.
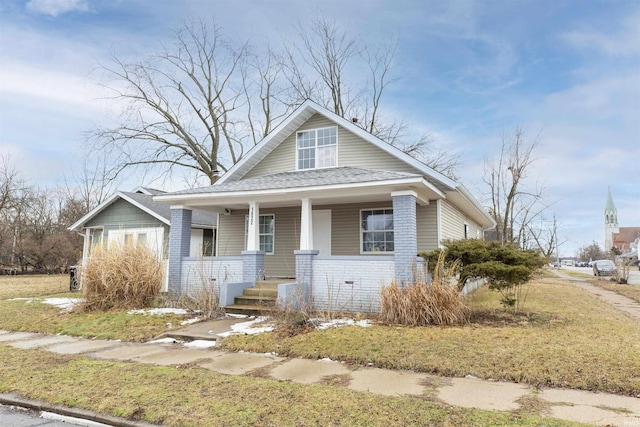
[155,167,443,209]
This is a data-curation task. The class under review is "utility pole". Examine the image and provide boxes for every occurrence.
[554,213,560,267]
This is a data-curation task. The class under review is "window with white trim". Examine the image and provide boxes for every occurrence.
[296,126,337,170]
[245,214,275,254]
[361,209,394,253]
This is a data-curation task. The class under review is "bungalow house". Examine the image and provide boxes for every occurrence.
[69,187,217,291]
[155,101,495,313]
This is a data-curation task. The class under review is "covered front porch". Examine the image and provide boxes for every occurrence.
[159,169,443,313]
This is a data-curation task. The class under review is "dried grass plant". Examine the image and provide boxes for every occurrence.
[380,252,469,326]
[79,242,163,311]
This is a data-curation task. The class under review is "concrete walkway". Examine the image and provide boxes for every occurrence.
[551,269,640,319]
[1,315,639,426]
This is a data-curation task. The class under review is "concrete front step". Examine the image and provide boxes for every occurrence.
[225,304,275,316]
[244,288,278,298]
[234,295,277,306]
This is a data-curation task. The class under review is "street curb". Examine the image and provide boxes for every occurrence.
[0,393,158,427]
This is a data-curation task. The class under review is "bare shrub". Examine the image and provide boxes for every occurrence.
[380,253,469,326]
[79,243,163,311]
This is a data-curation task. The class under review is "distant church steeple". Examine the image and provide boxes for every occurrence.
[604,187,619,253]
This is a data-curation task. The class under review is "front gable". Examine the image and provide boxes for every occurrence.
[243,113,424,180]
[85,198,166,229]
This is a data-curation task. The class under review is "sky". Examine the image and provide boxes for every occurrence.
[0,0,638,256]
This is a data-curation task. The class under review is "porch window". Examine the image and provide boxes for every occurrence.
[361,209,394,253]
[245,214,275,254]
[296,126,337,170]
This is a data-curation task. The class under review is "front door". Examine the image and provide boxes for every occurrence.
[312,209,332,256]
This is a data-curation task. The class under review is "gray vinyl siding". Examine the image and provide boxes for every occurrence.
[86,199,166,229]
[243,113,423,178]
[85,199,169,256]
[416,203,439,252]
[217,207,300,278]
[320,201,391,256]
[440,199,483,242]
[219,200,440,277]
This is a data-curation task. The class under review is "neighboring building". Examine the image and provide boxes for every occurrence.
[69,187,217,290]
[155,100,495,313]
[604,187,640,256]
[604,187,619,253]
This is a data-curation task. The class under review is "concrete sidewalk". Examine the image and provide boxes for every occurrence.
[551,269,640,319]
[1,320,639,426]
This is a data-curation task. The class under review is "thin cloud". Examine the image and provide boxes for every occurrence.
[26,0,89,17]
[562,10,640,57]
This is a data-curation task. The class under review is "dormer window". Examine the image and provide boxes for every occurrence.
[296,126,337,170]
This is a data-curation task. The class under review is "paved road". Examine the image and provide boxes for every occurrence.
[0,404,88,426]
[561,265,640,285]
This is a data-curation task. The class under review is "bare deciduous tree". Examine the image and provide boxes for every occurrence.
[92,15,461,185]
[286,16,460,178]
[0,154,23,213]
[484,127,547,248]
[93,18,252,185]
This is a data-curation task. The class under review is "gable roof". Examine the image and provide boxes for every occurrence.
[217,100,458,191]
[210,100,493,228]
[69,189,217,232]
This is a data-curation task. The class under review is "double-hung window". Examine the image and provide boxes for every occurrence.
[296,126,337,170]
[245,214,275,254]
[361,209,394,253]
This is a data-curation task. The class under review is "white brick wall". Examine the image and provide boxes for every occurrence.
[181,257,243,296]
[311,257,394,314]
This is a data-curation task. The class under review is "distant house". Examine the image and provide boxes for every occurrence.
[155,100,495,313]
[69,187,217,290]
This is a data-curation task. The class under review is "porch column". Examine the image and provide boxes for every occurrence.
[168,206,192,296]
[392,191,418,286]
[246,201,260,251]
[242,201,265,283]
[295,249,319,306]
[299,198,313,250]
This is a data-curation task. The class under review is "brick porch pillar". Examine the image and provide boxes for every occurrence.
[241,250,265,284]
[295,249,319,305]
[392,191,418,286]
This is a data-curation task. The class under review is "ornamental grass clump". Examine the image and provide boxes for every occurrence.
[79,243,163,311]
[380,253,469,326]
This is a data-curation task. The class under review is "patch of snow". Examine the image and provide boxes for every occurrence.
[313,318,372,330]
[318,357,336,363]
[225,313,250,319]
[183,340,217,348]
[217,316,274,337]
[146,337,183,345]
[7,297,33,301]
[127,308,189,316]
[180,317,201,326]
[43,298,83,311]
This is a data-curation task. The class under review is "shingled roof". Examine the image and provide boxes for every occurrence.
[166,167,422,196]
[69,189,217,231]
